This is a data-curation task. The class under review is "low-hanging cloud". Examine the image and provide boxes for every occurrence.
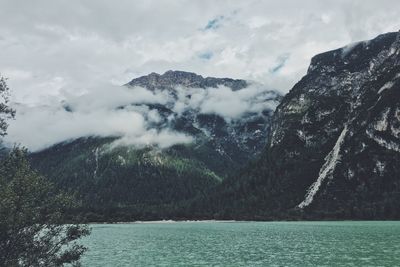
[173,83,278,120]
[3,85,190,151]
[4,82,278,151]
[2,0,399,151]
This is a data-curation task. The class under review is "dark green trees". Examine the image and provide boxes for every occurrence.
[0,148,90,266]
[0,77,90,266]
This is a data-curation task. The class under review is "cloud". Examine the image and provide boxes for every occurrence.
[3,85,192,151]
[112,129,193,149]
[63,84,169,112]
[1,0,400,150]
[173,84,278,120]
[170,82,279,121]
[1,0,400,102]
[3,82,278,151]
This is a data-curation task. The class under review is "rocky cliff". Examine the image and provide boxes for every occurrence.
[209,31,400,219]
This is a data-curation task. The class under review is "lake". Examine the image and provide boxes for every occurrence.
[81,221,400,266]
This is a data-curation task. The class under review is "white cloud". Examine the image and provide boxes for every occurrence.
[1,0,400,149]
[198,85,277,119]
[64,84,169,112]
[3,85,191,151]
[3,82,277,151]
[171,83,278,120]
[112,129,193,149]
[1,0,400,99]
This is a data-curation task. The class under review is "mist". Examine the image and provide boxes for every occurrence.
[4,82,278,151]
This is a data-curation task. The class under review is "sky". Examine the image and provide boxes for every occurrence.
[1,0,400,150]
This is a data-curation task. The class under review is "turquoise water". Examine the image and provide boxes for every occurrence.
[81,221,400,266]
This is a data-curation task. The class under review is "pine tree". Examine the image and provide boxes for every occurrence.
[0,76,90,266]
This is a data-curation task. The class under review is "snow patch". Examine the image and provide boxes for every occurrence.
[298,125,348,209]
[270,128,283,147]
[391,124,400,138]
[395,107,400,121]
[366,129,400,152]
[373,108,390,131]
[93,147,100,178]
[117,155,126,166]
[378,81,395,94]
[296,129,312,146]
[316,109,334,121]
[388,47,398,56]
[297,130,306,141]
[369,62,375,72]
[378,73,400,94]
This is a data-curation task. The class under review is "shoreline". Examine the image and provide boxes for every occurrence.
[86,219,400,224]
[88,219,242,224]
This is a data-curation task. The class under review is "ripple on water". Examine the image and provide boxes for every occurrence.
[81,221,400,267]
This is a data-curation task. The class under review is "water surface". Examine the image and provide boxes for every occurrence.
[81,221,400,266]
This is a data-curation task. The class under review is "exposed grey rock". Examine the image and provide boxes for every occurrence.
[30,71,281,208]
[216,31,400,219]
[126,70,248,91]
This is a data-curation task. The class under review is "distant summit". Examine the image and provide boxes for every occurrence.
[126,70,248,91]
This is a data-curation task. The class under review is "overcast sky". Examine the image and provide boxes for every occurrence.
[1,0,400,150]
[2,0,400,102]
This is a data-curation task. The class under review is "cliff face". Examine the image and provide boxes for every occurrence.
[212,32,400,219]
[271,31,400,216]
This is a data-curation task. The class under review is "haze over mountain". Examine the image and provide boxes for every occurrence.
[28,71,280,219]
[1,1,400,221]
[25,31,400,221]
[4,71,279,151]
[2,2,400,267]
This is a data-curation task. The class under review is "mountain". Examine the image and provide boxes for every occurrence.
[29,31,400,221]
[30,71,281,220]
[126,70,248,91]
[202,31,400,220]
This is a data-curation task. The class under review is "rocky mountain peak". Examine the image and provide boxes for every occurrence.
[271,31,400,215]
[212,31,400,219]
[31,70,280,216]
[126,70,248,91]
[307,31,399,75]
